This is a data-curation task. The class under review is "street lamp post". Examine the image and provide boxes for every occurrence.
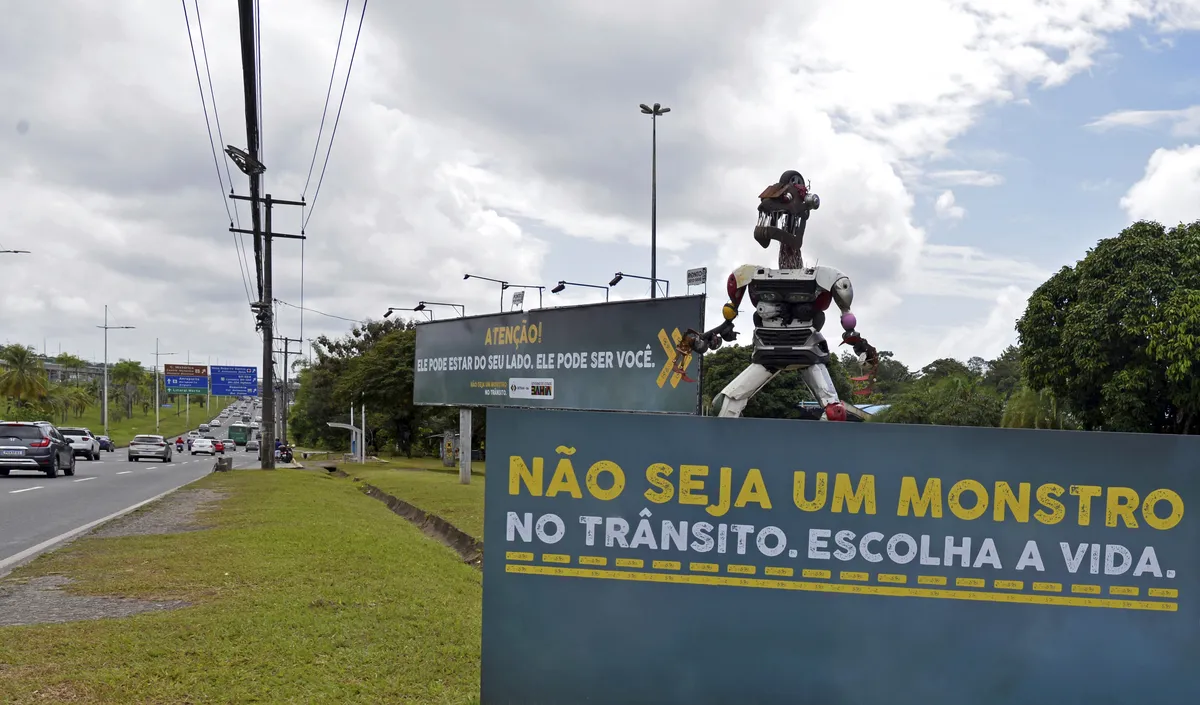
[96,305,134,438]
[383,307,433,321]
[639,102,670,298]
[417,301,466,317]
[464,273,508,311]
[152,339,176,434]
[609,271,670,298]
[551,280,610,302]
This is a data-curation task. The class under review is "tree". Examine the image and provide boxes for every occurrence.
[1017,220,1200,433]
[55,353,87,382]
[919,358,974,380]
[983,345,1022,399]
[109,359,145,421]
[873,373,1004,427]
[0,344,47,406]
[1001,386,1078,430]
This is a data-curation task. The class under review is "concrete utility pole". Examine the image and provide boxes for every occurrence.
[96,305,134,437]
[228,0,306,468]
[273,336,301,443]
[152,339,176,434]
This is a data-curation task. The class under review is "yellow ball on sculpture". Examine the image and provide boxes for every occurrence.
[722,303,737,321]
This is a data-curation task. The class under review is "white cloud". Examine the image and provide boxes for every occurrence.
[1086,105,1200,136]
[1120,144,1200,224]
[928,170,1006,187]
[925,285,1032,364]
[0,0,1195,375]
[934,190,966,220]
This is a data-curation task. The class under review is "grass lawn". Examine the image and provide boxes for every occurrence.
[0,470,482,704]
[45,396,240,447]
[350,464,487,540]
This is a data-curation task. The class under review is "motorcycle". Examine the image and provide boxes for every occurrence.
[274,446,294,464]
[175,442,184,452]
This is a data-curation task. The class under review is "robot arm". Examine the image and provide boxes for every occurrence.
[678,265,758,355]
[828,274,879,368]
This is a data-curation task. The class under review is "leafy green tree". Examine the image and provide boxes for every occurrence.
[983,345,1022,398]
[873,373,1004,427]
[1001,386,1078,430]
[1018,220,1200,433]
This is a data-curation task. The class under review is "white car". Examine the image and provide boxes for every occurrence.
[210,418,223,427]
[59,427,101,460]
[191,438,216,456]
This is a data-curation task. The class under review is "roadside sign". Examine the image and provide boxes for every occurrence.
[211,366,258,396]
[686,267,707,286]
[512,290,525,309]
[414,296,704,413]
[164,364,208,395]
[484,408,1200,704]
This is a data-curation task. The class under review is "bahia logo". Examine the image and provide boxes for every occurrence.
[507,377,554,400]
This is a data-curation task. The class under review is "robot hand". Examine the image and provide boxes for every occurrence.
[678,320,736,356]
[841,330,879,368]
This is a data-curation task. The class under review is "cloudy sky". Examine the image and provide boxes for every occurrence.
[2,0,1199,379]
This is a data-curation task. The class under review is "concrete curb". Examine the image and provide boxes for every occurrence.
[0,473,212,579]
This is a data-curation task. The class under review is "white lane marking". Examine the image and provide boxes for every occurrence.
[73,477,96,483]
[8,486,44,494]
[116,471,132,475]
[0,471,214,577]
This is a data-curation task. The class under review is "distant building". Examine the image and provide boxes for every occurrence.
[0,354,149,385]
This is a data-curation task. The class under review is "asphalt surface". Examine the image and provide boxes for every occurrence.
[0,441,263,568]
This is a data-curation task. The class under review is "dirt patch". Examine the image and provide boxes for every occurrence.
[89,488,227,538]
[0,575,188,627]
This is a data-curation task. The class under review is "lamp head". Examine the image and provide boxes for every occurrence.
[609,273,623,287]
[551,282,566,294]
[383,309,393,318]
[463,274,470,280]
[414,302,426,312]
[639,104,652,114]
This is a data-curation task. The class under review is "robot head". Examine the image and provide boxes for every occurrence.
[754,170,820,251]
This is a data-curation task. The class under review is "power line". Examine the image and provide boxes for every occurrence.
[254,0,264,195]
[181,0,235,229]
[303,0,369,232]
[302,0,351,199]
[192,0,254,308]
[272,297,360,326]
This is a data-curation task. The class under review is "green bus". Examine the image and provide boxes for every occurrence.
[228,423,252,446]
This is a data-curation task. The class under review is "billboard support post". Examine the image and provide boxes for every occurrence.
[459,408,472,485]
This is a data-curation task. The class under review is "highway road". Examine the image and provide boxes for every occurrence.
[0,443,262,573]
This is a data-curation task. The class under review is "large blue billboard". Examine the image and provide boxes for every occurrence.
[210,365,258,397]
[482,408,1200,705]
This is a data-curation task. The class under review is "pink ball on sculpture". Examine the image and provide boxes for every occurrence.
[841,312,857,330]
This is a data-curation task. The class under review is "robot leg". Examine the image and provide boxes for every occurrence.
[712,364,779,418]
[799,364,847,421]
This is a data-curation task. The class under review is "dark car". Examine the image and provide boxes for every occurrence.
[97,435,115,452]
[0,422,76,478]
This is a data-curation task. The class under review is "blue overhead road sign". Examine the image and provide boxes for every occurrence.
[211,365,258,396]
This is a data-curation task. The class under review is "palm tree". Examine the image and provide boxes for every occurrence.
[0,344,48,406]
[1002,386,1078,430]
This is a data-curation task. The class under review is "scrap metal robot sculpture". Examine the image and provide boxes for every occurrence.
[678,170,879,420]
